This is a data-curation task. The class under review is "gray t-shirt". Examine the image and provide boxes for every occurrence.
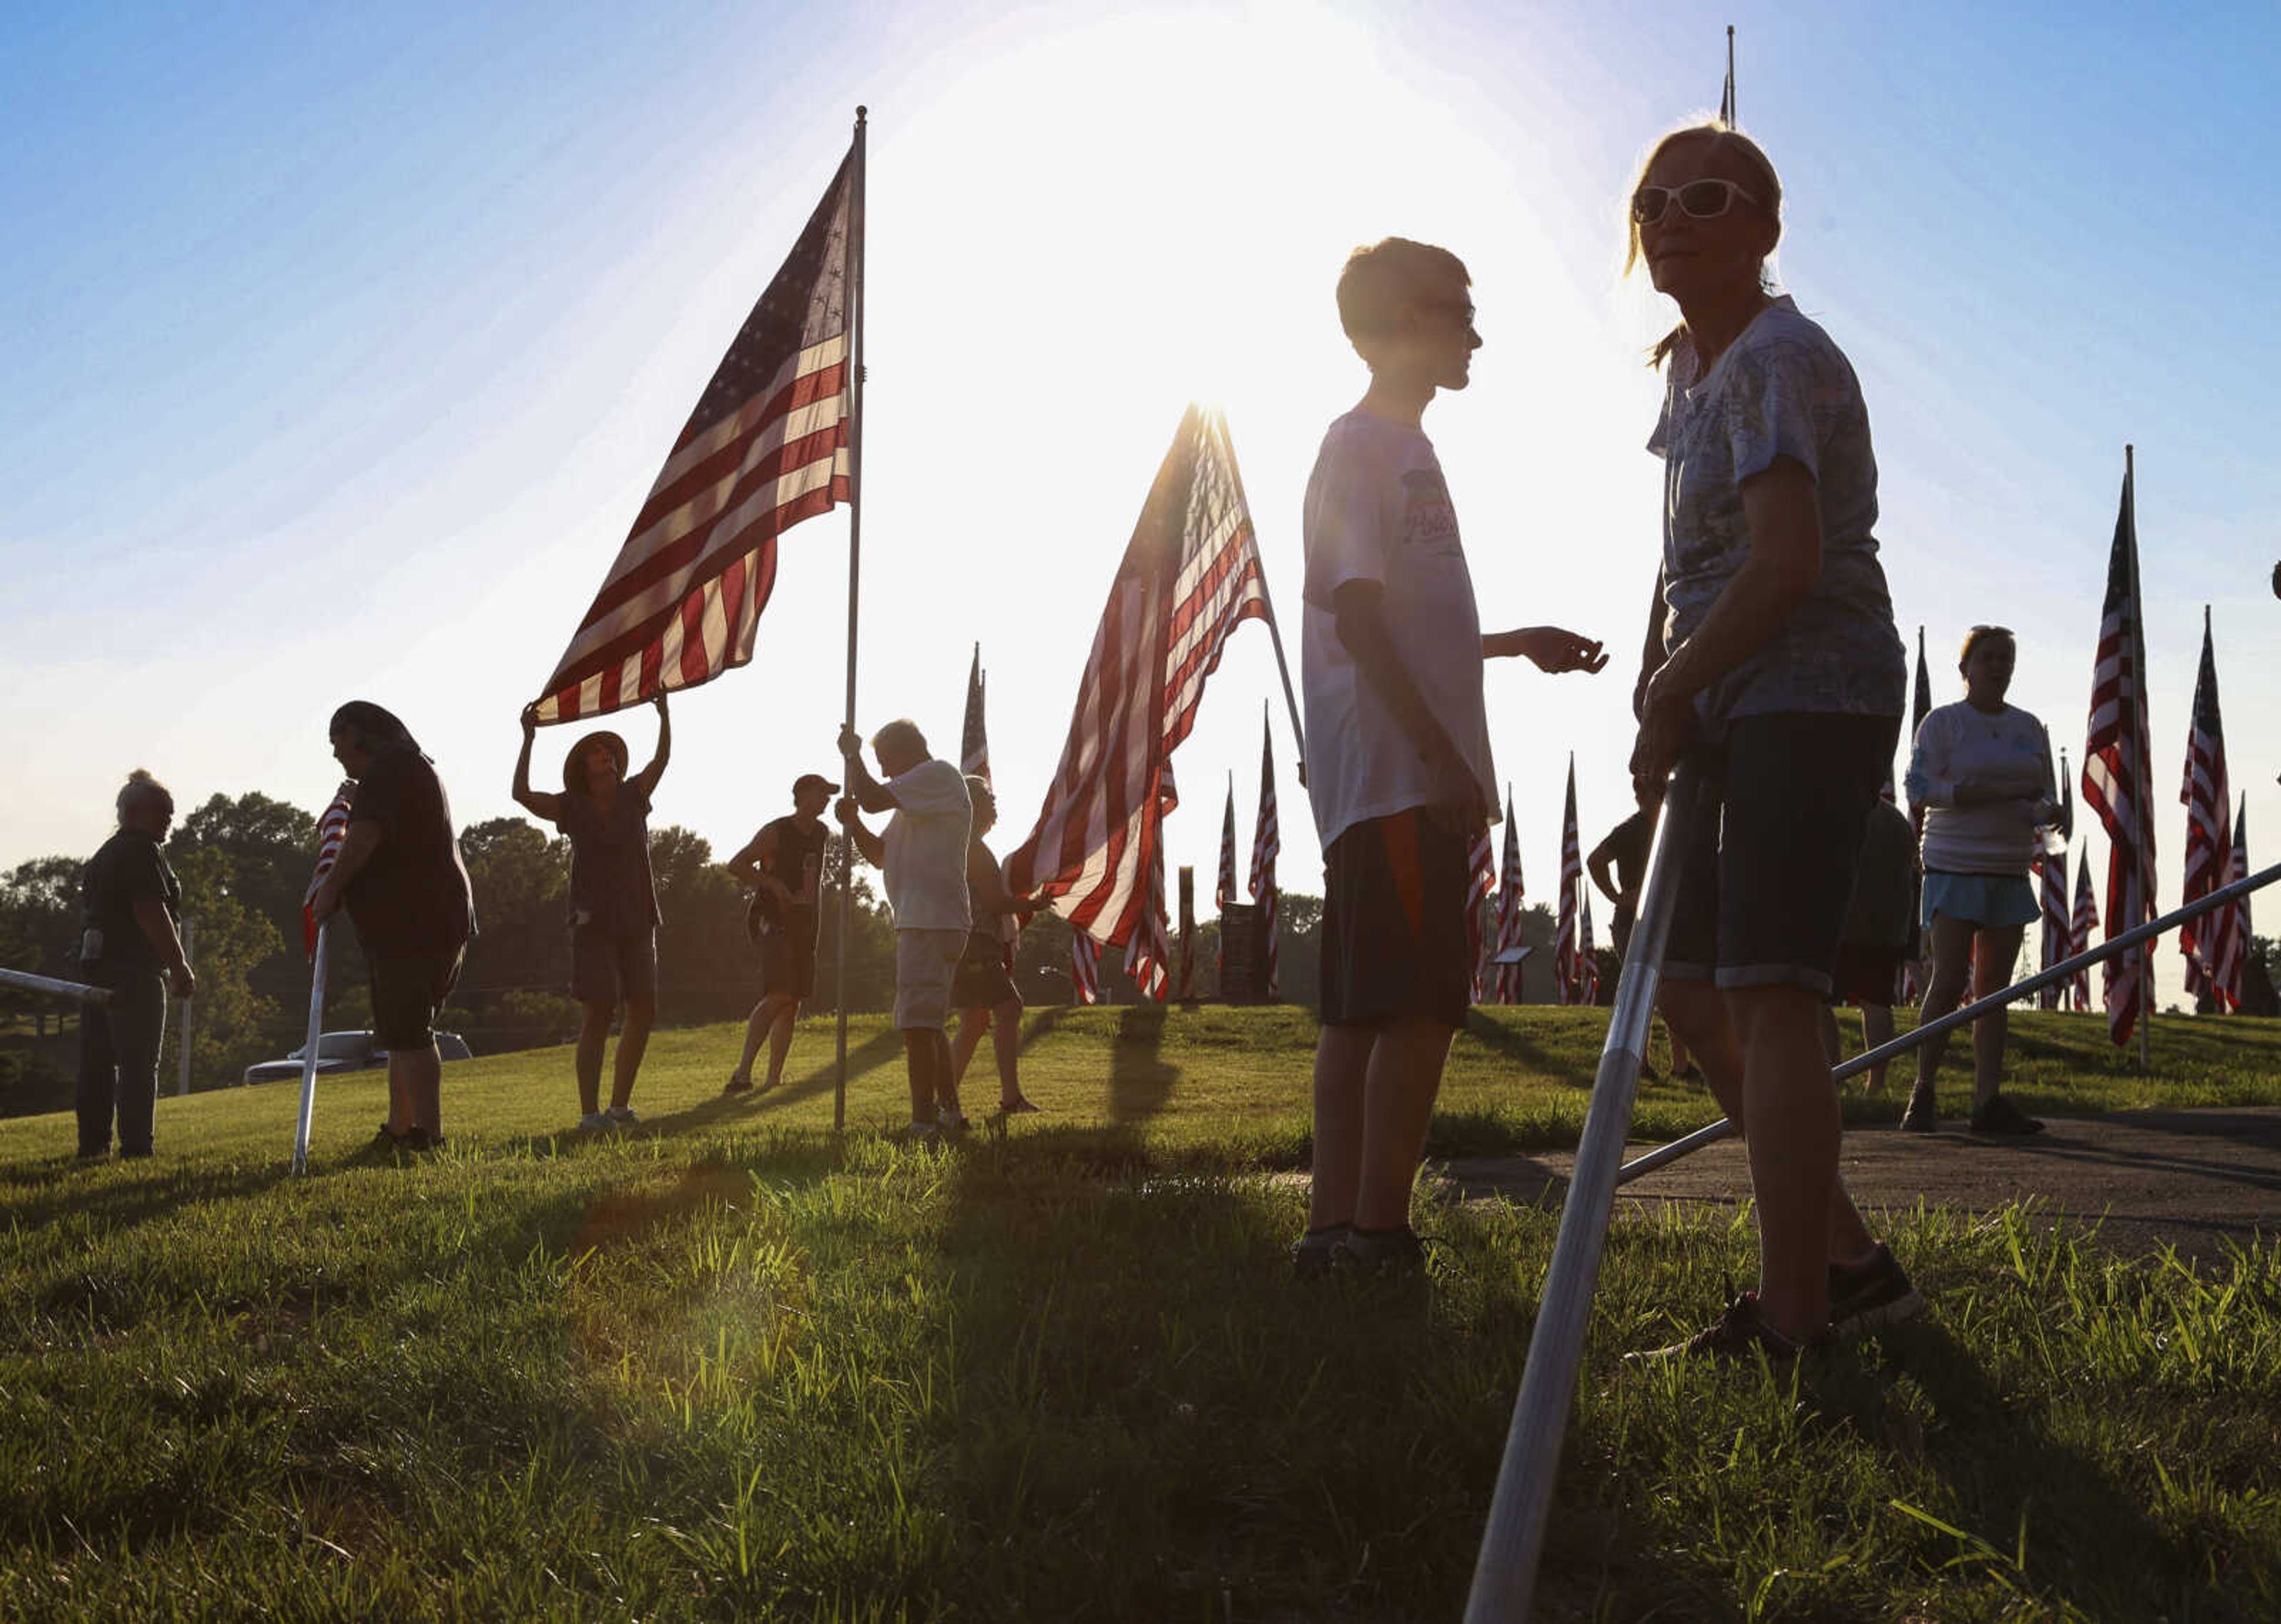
[1648,295,1905,723]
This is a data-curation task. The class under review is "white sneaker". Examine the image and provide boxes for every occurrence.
[578,1112,611,1131]
[605,1106,640,1127]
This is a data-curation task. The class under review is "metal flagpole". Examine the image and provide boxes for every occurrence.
[291,922,330,1176]
[1463,764,1701,1624]
[833,105,868,1138]
[1721,24,1736,124]
[1615,855,2281,1187]
[0,966,113,1004]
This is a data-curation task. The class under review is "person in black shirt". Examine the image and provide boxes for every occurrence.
[75,770,194,1159]
[516,694,671,1130]
[722,773,837,1095]
[309,702,475,1152]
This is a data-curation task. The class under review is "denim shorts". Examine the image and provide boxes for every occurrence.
[1663,712,1901,996]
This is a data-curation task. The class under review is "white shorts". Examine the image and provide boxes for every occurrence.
[893,928,967,1030]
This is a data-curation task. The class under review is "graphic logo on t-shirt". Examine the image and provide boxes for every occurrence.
[1399,468,1460,555]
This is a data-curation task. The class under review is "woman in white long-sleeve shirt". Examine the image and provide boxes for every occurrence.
[1901,625,2061,1134]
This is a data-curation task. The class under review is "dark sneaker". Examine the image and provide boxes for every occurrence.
[1970,1094,2046,1136]
[1899,1086,1939,1132]
[1828,1243,1926,1337]
[722,1070,754,1096]
[1628,1285,1821,1364]
[1290,1224,1349,1279]
[1332,1225,1427,1278]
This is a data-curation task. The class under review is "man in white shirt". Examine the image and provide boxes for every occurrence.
[837,718,974,1138]
[1297,237,1607,1274]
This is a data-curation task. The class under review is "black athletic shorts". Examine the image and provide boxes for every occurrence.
[371,947,465,1051]
[1663,712,1901,996]
[1320,806,1472,1029]
[950,930,1019,1010]
[570,921,658,1007]
[757,925,818,1001]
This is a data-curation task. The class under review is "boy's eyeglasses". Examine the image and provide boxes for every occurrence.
[1630,178,1760,226]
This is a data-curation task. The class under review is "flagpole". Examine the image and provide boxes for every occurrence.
[833,105,868,1136]
[290,922,329,1176]
[2127,443,2152,1069]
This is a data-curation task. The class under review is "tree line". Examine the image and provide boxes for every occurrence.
[2,788,1566,1115]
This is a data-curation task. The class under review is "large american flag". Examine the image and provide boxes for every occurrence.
[2178,608,2235,1010]
[1248,713,1281,999]
[1003,406,1274,968]
[301,782,356,956]
[1553,758,1582,1006]
[1466,829,1498,1003]
[1492,791,1525,1004]
[2081,457,2157,1045]
[961,643,990,782]
[532,148,856,722]
[1123,798,1173,1003]
[2069,854,2097,1012]
[2212,797,2250,1009]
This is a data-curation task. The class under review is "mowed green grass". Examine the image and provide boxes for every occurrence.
[5,1007,2280,1620]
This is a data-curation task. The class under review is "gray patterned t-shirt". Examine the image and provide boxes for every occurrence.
[1648,295,1904,723]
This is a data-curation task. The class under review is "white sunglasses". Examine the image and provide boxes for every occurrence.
[1630,178,1761,225]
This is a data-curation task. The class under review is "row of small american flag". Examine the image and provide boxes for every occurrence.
[1212,710,1284,1000]
[1463,757,1602,1009]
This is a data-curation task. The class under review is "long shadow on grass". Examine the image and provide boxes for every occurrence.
[1810,1320,2233,1616]
[1107,1004,1176,1123]
[1457,1009,1597,1089]
[0,1154,291,1237]
[903,1133,1522,1620]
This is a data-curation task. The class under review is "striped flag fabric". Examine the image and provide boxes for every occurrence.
[2212,797,2250,1009]
[1248,713,1281,999]
[301,782,356,956]
[961,643,990,782]
[532,147,857,722]
[2069,855,2098,1012]
[2081,456,2157,1045]
[2037,846,2070,1008]
[1123,809,1173,1002]
[1492,792,1526,1004]
[1554,758,1582,1006]
[2178,608,2235,1010]
[1465,829,1497,1003]
[1216,776,1238,914]
[1002,406,1275,965]
[1070,930,1101,1005]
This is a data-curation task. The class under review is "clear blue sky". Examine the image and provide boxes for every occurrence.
[5,1,2276,1012]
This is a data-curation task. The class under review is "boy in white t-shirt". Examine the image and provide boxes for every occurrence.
[1297,238,1609,1274]
[837,718,974,1139]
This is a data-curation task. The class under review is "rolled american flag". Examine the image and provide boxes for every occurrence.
[301,782,356,958]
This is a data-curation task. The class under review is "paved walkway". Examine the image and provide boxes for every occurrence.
[1442,1105,2281,1263]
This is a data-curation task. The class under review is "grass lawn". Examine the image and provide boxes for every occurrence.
[5,1007,2279,1619]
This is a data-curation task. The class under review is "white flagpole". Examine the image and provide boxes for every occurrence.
[291,922,330,1176]
[833,105,868,1138]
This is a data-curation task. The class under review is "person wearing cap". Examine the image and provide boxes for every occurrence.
[835,718,972,1140]
[723,770,839,1095]
[514,693,670,1130]
[75,769,194,1161]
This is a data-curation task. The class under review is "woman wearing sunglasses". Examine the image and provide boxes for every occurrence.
[1625,123,1916,1360]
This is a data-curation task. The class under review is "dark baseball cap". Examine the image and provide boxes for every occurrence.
[793,772,841,797]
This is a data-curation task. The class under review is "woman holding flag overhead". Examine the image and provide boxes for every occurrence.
[1625,122,1917,1358]
[514,693,671,1132]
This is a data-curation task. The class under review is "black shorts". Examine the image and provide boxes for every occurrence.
[371,947,465,1051]
[950,931,1019,1010]
[1663,713,1900,996]
[757,926,818,1001]
[1320,807,1471,1029]
[571,922,658,1006]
